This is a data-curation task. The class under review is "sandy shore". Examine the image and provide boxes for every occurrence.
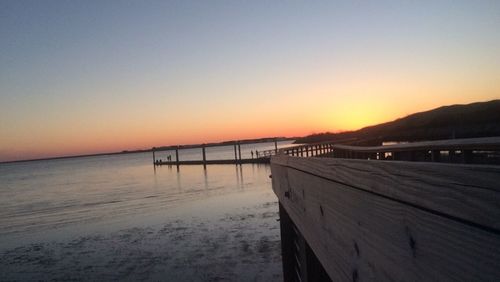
[0,189,282,281]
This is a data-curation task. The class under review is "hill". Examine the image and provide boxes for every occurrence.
[295,100,500,145]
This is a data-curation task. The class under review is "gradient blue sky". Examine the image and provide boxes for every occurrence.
[1,1,499,161]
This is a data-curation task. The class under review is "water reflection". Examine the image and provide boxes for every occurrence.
[0,153,272,245]
[203,167,208,190]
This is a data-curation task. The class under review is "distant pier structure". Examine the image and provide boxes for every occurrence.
[152,138,285,168]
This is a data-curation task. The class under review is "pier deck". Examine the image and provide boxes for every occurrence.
[155,157,270,166]
[271,137,500,281]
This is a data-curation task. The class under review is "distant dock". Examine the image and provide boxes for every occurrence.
[152,138,340,168]
[155,158,270,166]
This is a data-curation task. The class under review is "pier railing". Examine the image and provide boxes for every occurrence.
[271,136,500,281]
[258,141,336,158]
[273,136,500,164]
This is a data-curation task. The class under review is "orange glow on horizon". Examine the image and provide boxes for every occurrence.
[2,94,499,162]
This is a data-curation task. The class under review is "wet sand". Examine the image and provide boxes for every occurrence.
[0,189,282,281]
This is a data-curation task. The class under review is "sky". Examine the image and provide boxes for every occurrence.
[1,0,499,161]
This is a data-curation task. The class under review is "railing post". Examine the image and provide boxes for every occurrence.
[449,150,456,162]
[409,151,416,161]
[463,149,473,164]
[431,150,440,162]
[275,138,278,154]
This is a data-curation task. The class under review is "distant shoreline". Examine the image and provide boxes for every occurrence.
[0,136,295,165]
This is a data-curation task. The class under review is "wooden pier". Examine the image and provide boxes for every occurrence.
[154,157,270,166]
[152,139,338,167]
[271,137,500,281]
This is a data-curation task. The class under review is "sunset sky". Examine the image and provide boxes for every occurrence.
[1,1,499,161]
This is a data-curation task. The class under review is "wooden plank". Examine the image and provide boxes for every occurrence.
[271,161,500,281]
[272,155,500,231]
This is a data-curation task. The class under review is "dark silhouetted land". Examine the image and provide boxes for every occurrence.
[295,100,500,145]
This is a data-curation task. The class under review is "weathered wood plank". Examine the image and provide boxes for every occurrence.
[271,160,500,281]
[272,155,500,231]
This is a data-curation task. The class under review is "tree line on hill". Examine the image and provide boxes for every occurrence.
[294,100,500,145]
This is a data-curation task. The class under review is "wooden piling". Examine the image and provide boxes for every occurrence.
[274,138,278,154]
[152,148,156,165]
[202,145,207,168]
[238,142,242,163]
[234,143,238,163]
[175,146,179,168]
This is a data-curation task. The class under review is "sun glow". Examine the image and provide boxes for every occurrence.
[1,1,500,162]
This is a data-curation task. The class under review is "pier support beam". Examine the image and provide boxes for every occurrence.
[279,202,296,282]
[238,142,242,164]
[175,146,180,169]
[202,145,206,169]
[234,143,238,164]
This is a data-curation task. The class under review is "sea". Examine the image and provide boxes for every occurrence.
[0,140,295,281]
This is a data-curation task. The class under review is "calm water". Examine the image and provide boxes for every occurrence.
[0,141,293,281]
